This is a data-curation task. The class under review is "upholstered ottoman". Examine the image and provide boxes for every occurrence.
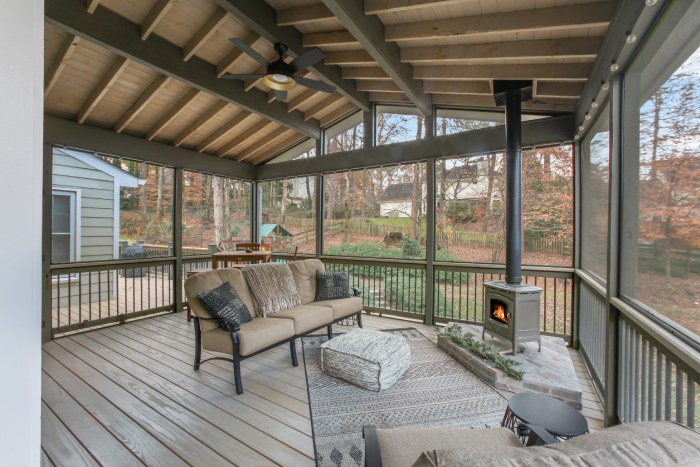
[320,329,410,391]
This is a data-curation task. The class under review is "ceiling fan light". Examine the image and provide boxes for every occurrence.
[263,73,296,91]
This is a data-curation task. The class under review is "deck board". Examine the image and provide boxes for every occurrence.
[42,312,605,465]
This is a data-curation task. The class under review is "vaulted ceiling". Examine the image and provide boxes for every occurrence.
[44,0,614,165]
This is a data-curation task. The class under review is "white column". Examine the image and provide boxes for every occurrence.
[0,0,44,464]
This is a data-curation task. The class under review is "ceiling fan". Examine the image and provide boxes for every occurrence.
[222,39,336,101]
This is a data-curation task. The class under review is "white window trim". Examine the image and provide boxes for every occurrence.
[51,188,81,282]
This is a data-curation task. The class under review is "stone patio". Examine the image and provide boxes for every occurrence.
[438,323,582,408]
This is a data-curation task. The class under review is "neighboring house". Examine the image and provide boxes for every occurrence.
[379,182,423,217]
[260,223,293,250]
[52,147,145,306]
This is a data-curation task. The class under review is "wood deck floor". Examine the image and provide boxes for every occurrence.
[41,312,604,466]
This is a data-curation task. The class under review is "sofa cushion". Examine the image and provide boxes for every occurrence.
[217,268,259,317]
[269,304,333,335]
[288,259,325,304]
[314,296,363,320]
[200,317,295,357]
[197,282,252,330]
[375,426,521,467]
[315,271,351,301]
[185,269,226,332]
[242,263,301,316]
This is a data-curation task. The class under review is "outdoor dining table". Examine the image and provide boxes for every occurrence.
[211,250,272,269]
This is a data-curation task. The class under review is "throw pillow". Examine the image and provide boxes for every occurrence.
[315,271,351,301]
[198,282,253,331]
[242,263,301,317]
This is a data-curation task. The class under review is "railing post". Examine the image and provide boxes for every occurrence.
[424,159,436,326]
[173,166,183,313]
[252,181,261,243]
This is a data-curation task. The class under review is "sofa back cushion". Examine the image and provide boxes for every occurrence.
[242,263,301,317]
[184,269,225,332]
[288,259,325,304]
[217,268,259,317]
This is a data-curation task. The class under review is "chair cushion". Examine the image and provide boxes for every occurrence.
[197,282,253,330]
[201,317,295,357]
[314,296,363,320]
[217,268,259,317]
[288,259,325,304]
[315,271,351,301]
[242,263,301,316]
[269,304,333,335]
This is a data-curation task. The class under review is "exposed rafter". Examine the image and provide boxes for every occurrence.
[384,3,615,41]
[400,38,602,63]
[250,133,306,165]
[217,119,273,158]
[277,4,334,26]
[46,0,321,138]
[413,64,591,81]
[216,32,260,78]
[173,101,228,147]
[146,88,201,141]
[183,8,228,62]
[303,30,357,48]
[114,75,171,133]
[431,94,576,112]
[320,102,357,127]
[213,0,369,112]
[322,0,432,116]
[342,67,390,80]
[196,111,252,153]
[422,81,491,95]
[324,50,375,66]
[304,94,343,121]
[536,82,585,99]
[287,89,318,113]
[140,0,173,41]
[77,56,129,124]
[364,0,469,15]
[45,34,80,98]
[86,0,100,14]
[356,81,402,92]
[237,129,295,162]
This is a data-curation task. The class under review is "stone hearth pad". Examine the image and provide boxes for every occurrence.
[438,323,582,408]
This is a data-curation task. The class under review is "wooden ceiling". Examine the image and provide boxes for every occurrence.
[44,0,614,166]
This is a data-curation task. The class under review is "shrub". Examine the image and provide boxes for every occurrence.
[400,238,421,257]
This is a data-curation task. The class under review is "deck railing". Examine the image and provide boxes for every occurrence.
[578,273,608,391]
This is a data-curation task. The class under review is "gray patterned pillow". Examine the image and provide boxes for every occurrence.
[315,271,351,301]
[198,282,252,331]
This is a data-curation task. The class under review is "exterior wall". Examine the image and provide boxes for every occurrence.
[380,200,413,217]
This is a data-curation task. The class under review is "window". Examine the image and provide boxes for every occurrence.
[51,190,77,263]
[326,111,364,153]
[622,10,700,339]
[376,105,428,145]
[182,172,251,253]
[324,164,427,259]
[260,177,316,254]
[581,104,610,280]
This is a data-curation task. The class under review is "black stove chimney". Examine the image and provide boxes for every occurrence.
[493,80,533,285]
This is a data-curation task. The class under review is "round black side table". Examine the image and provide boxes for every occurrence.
[502,393,589,443]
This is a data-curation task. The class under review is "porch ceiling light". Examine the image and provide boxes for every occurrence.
[591,100,599,108]
[645,0,658,6]
[262,73,297,91]
[626,33,638,44]
[585,113,591,121]
[610,62,620,72]
[601,81,610,91]
[578,125,585,131]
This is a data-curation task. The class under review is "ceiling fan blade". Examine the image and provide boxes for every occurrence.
[221,73,266,80]
[289,48,325,72]
[294,76,336,93]
[229,38,269,68]
[275,90,288,101]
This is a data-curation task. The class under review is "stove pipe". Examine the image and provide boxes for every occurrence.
[493,81,533,285]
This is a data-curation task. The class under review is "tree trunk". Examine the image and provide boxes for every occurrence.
[280,180,288,225]
[139,163,148,221]
[482,154,496,234]
[156,166,163,217]
[410,118,424,239]
[212,176,225,244]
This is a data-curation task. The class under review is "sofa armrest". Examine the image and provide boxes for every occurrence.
[519,423,560,446]
[351,287,362,297]
[363,426,382,467]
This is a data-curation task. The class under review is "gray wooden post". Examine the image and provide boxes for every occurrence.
[424,159,436,326]
[173,167,183,314]
[315,137,324,258]
[41,144,54,343]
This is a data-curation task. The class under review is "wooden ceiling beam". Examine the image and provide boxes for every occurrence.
[217,119,273,158]
[216,32,260,78]
[431,94,576,112]
[45,34,80,98]
[304,94,343,121]
[277,4,334,26]
[145,88,201,141]
[423,81,495,95]
[173,100,229,147]
[356,80,402,92]
[214,0,369,112]
[47,0,320,138]
[76,56,129,124]
[287,89,318,113]
[140,0,174,41]
[303,30,357,48]
[401,38,603,63]
[364,0,470,15]
[413,63,591,81]
[342,67,390,80]
[535,81,585,99]
[114,75,171,133]
[196,111,252,153]
[324,50,375,66]
[369,92,411,104]
[322,0,432,116]
[320,102,357,127]
[183,8,228,62]
[236,129,294,162]
[86,0,100,14]
[249,133,306,165]
[385,3,615,41]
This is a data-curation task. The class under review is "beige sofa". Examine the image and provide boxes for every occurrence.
[363,421,700,467]
[184,259,363,394]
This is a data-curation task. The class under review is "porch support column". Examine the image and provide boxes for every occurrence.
[252,182,262,243]
[363,106,375,148]
[315,138,324,258]
[424,159,436,326]
[504,92,523,285]
[42,144,53,343]
[173,167,183,313]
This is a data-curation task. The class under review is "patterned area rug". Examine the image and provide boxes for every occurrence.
[302,328,508,467]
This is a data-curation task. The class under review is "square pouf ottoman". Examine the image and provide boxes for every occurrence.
[320,329,410,391]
